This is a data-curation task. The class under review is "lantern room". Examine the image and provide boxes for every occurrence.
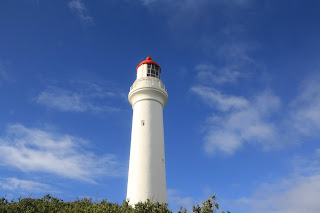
[136,56,161,79]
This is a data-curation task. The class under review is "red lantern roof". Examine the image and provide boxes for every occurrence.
[136,56,161,72]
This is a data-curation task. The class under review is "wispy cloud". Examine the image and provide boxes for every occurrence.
[68,0,94,24]
[192,68,320,156]
[167,189,195,212]
[192,24,276,156]
[195,63,241,85]
[290,73,320,136]
[0,124,124,183]
[167,187,226,212]
[139,0,252,10]
[191,86,249,111]
[0,59,12,85]
[139,0,158,5]
[0,68,9,83]
[197,26,261,88]
[233,154,320,213]
[217,41,258,65]
[192,87,281,155]
[0,177,53,193]
[35,82,124,113]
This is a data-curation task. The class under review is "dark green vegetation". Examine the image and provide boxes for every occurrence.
[0,194,230,213]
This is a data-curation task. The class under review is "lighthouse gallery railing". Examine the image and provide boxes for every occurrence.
[130,77,167,92]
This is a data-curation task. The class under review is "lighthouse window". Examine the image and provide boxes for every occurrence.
[141,120,145,126]
[147,64,160,79]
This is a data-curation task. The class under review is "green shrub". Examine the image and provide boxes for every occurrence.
[0,194,230,213]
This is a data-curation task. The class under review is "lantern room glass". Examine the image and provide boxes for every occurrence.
[147,64,160,79]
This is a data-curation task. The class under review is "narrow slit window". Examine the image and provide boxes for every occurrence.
[141,120,145,126]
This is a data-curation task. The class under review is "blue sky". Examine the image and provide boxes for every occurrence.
[1,0,320,212]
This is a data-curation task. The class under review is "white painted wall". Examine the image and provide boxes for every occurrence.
[127,73,168,205]
[137,64,147,79]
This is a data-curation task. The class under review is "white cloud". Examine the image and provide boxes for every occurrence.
[137,0,252,34]
[167,187,228,212]
[290,73,320,136]
[167,189,195,211]
[139,0,252,9]
[217,42,258,64]
[191,86,249,111]
[195,63,241,85]
[68,0,94,24]
[0,177,52,193]
[36,88,89,112]
[35,83,122,113]
[191,87,281,155]
[233,158,320,213]
[0,59,12,85]
[235,176,320,213]
[0,124,124,183]
[192,71,320,156]
[0,68,9,83]
[139,0,158,5]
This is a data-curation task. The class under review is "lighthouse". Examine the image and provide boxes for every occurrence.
[127,56,168,205]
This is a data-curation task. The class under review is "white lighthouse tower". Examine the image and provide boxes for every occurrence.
[127,56,168,205]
